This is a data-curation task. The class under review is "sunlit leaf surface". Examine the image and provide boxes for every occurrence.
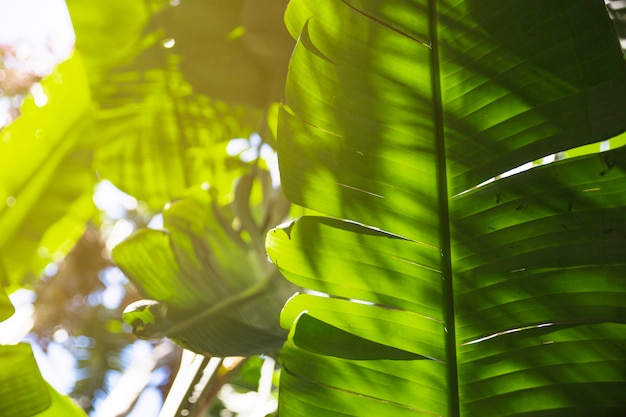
[67,0,293,209]
[0,53,94,288]
[0,343,87,417]
[268,1,626,415]
[114,185,295,357]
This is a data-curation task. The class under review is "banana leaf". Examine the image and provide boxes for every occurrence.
[113,183,295,357]
[0,287,13,321]
[266,1,626,416]
[66,0,290,209]
[0,53,94,288]
[0,343,87,417]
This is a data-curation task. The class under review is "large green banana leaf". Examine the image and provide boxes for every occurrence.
[266,1,626,416]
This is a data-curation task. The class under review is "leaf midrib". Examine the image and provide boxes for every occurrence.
[428,1,460,416]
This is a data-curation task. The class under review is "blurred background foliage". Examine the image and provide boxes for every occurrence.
[0,0,293,415]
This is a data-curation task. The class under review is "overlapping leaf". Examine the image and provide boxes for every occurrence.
[113,184,295,356]
[0,53,94,288]
[268,1,626,416]
[66,0,292,209]
[0,288,13,322]
[0,343,87,417]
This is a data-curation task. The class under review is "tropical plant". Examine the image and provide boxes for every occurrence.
[266,0,626,416]
[113,178,294,358]
[0,0,293,415]
[2,0,626,416]
[0,49,92,417]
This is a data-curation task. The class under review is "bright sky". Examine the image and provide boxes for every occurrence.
[0,0,75,75]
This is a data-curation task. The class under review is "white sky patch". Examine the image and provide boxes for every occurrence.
[461,322,555,345]
[350,298,375,306]
[105,219,136,251]
[0,0,75,74]
[0,0,75,127]
[30,82,48,107]
[218,358,278,417]
[126,388,163,417]
[30,339,77,395]
[0,289,35,344]
[304,289,330,298]
[147,213,164,230]
[99,267,129,310]
[227,133,282,186]
[500,161,535,179]
[261,142,281,187]
[94,180,139,219]
[227,135,260,162]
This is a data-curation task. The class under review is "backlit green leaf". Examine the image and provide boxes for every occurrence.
[114,184,296,356]
[268,1,626,415]
[0,287,14,322]
[0,343,87,417]
[0,53,94,287]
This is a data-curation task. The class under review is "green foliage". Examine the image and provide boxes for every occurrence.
[0,344,87,417]
[1,0,293,415]
[2,0,626,416]
[0,289,13,321]
[114,181,294,357]
[268,0,626,416]
[66,0,293,209]
[0,53,94,288]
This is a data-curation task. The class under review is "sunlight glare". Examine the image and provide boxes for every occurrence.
[0,0,74,68]
[31,82,48,107]
[94,180,138,219]
[106,219,136,250]
[162,38,176,49]
[0,289,35,344]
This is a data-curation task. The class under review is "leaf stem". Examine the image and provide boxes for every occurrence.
[163,269,281,336]
[428,1,460,415]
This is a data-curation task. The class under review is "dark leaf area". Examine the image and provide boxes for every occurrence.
[158,0,293,107]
